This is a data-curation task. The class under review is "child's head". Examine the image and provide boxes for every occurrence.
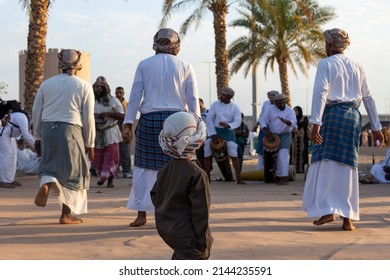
[159,111,206,159]
[17,138,27,150]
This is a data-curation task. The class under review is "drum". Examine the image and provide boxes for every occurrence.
[241,165,296,181]
[210,138,234,181]
[211,138,229,162]
[262,133,280,152]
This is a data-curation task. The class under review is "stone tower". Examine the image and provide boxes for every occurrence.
[18,48,91,107]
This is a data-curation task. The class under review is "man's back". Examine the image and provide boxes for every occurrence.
[127,53,199,117]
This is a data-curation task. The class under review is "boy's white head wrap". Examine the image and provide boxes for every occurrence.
[159,111,206,159]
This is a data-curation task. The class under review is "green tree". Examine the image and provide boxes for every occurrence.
[228,0,335,106]
[20,0,51,113]
[160,0,240,98]
[0,81,8,96]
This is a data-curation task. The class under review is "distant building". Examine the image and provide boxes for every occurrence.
[18,48,90,107]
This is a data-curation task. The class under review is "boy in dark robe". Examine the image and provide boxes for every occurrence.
[151,111,213,260]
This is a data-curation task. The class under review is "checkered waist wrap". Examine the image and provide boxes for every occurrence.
[311,101,361,167]
[134,111,176,170]
[275,132,292,149]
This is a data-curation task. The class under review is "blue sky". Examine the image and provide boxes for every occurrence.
[1,0,390,117]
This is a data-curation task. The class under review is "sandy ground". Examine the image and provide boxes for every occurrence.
[1,147,390,260]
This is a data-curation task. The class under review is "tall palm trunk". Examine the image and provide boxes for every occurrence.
[251,66,258,120]
[210,3,229,97]
[24,0,49,113]
[278,59,291,107]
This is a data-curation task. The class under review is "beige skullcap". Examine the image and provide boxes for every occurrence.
[221,87,235,97]
[58,49,82,71]
[274,93,287,102]
[324,28,350,52]
[267,90,279,97]
[153,28,181,55]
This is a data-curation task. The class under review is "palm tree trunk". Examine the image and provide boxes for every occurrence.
[24,0,49,113]
[251,66,258,120]
[210,3,229,97]
[278,60,291,107]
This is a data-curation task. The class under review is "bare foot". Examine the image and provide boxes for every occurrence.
[313,214,336,226]
[342,218,356,231]
[34,184,50,207]
[59,214,83,224]
[129,217,147,227]
[237,180,247,185]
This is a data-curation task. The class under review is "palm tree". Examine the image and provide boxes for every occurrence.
[228,0,266,119]
[160,0,240,98]
[0,81,8,96]
[228,0,336,106]
[20,0,51,113]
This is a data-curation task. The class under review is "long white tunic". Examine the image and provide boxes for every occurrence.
[206,100,242,136]
[259,105,296,177]
[124,53,200,125]
[32,73,95,214]
[124,53,200,212]
[259,104,296,134]
[302,54,382,221]
[203,100,242,157]
[94,96,123,148]
[17,148,40,174]
[370,149,390,183]
[0,112,35,183]
[33,73,95,148]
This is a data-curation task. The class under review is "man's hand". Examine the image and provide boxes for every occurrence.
[211,134,219,142]
[34,140,41,157]
[219,121,230,128]
[122,124,133,144]
[86,147,94,161]
[372,130,384,148]
[278,117,292,126]
[1,114,10,127]
[311,124,322,145]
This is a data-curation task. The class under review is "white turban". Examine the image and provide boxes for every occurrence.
[159,111,206,159]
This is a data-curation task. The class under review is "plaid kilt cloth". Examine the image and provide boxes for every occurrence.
[276,132,292,149]
[311,101,361,167]
[134,111,176,170]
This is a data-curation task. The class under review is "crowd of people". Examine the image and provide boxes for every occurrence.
[0,27,387,259]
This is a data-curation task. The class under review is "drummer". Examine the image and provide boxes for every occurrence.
[260,93,296,184]
[203,87,246,184]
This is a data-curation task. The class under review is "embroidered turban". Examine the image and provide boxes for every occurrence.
[153,28,181,55]
[58,49,82,71]
[324,28,350,52]
[159,111,206,159]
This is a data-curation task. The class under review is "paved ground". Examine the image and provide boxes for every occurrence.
[1,151,390,260]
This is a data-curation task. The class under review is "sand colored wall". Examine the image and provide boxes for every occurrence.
[18,48,90,107]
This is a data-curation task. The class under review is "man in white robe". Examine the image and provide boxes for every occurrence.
[16,138,40,175]
[32,49,95,224]
[302,28,383,231]
[260,93,296,184]
[203,87,246,184]
[0,111,35,188]
[122,28,200,227]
